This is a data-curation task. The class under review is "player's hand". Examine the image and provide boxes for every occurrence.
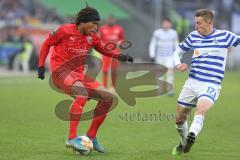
[118,53,133,63]
[37,66,45,80]
[176,63,188,72]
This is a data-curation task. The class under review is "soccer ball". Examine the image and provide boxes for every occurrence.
[78,136,93,156]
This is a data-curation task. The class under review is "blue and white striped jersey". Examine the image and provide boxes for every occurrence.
[178,29,240,86]
[149,28,179,58]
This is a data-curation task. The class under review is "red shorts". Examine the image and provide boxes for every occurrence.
[52,70,101,95]
[102,56,119,72]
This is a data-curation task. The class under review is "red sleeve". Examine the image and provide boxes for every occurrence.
[93,34,119,59]
[38,26,64,67]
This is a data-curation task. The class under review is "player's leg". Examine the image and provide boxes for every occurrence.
[52,72,106,153]
[110,58,119,91]
[166,68,174,85]
[184,85,220,153]
[102,71,108,88]
[176,105,191,145]
[184,98,214,153]
[71,81,117,153]
[86,86,117,153]
[51,72,89,152]
[172,105,191,155]
[155,58,169,94]
[65,81,90,152]
[166,67,174,96]
[102,56,111,88]
[189,98,213,135]
[68,96,88,140]
[21,60,30,74]
[172,81,197,155]
[165,57,174,96]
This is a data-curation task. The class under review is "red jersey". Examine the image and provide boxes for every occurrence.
[38,23,117,73]
[99,24,125,54]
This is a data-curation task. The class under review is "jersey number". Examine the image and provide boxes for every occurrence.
[207,87,216,99]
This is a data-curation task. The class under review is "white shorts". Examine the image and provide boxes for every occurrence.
[177,78,221,108]
[155,56,174,68]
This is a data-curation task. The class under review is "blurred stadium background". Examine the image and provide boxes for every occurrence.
[1,0,240,74]
[1,0,240,160]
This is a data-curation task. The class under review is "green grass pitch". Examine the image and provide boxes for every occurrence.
[0,71,240,160]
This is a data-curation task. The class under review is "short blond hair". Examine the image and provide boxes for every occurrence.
[195,9,214,22]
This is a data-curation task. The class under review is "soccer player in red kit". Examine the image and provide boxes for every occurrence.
[99,14,125,89]
[37,5,133,153]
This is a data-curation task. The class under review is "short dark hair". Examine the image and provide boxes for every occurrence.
[75,6,100,25]
[162,17,172,23]
[195,9,214,22]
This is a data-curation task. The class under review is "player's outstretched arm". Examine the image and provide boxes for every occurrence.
[93,35,133,62]
[37,27,63,80]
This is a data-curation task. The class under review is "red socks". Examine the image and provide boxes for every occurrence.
[111,69,117,87]
[102,71,108,88]
[86,99,113,139]
[68,96,87,140]
[69,94,113,140]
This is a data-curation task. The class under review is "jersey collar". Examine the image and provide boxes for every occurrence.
[202,28,216,37]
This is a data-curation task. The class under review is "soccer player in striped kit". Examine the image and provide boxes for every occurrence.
[149,17,179,95]
[172,9,240,155]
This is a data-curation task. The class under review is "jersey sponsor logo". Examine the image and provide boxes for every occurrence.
[87,36,92,45]
[66,48,88,54]
[193,49,201,56]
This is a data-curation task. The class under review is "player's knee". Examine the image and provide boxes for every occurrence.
[103,92,114,102]
[102,70,108,75]
[175,119,186,125]
[195,109,206,116]
[75,96,88,106]
[175,114,187,125]
[195,102,212,116]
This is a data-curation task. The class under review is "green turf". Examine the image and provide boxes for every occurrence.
[0,71,240,160]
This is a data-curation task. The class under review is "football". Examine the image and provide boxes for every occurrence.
[78,136,93,156]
